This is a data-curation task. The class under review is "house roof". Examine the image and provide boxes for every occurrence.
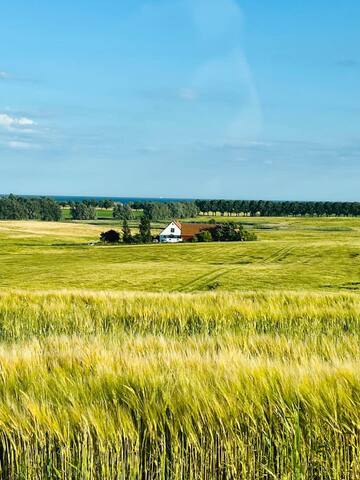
[179,222,218,239]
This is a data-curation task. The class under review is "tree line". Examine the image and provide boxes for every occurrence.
[3,196,360,222]
[128,201,199,220]
[68,199,360,219]
[69,201,199,221]
[194,199,360,217]
[0,195,61,221]
[59,199,115,209]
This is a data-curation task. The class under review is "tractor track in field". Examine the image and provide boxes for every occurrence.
[174,244,310,293]
[261,245,296,264]
[175,266,238,293]
[175,246,297,292]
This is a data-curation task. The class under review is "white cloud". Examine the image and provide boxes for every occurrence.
[7,140,33,150]
[0,112,41,150]
[0,113,36,129]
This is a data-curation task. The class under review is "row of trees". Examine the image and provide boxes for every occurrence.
[64,200,199,221]
[60,199,114,209]
[131,202,199,220]
[0,195,61,221]
[69,201,199,221]
[4,195,360,222]
[79,198,360,219]
[195,200,360,217]
[64,198,360,219]
[67,199,360,221]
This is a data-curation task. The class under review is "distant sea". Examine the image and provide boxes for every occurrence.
[24,195,193,204]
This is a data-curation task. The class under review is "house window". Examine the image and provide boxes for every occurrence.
[170,228,175,233]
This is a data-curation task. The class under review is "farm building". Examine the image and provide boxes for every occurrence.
[159,221,218,243]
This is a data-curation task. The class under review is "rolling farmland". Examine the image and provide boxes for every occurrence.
[0,217,360,293]
[1,218,360,478]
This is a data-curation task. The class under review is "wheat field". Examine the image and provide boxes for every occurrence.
[1,219,360,478]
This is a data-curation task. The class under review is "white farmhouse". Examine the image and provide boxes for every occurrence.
[159,221,182,243]
[159,221,218,243]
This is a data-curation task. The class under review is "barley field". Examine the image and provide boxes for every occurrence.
[1,219,360,478]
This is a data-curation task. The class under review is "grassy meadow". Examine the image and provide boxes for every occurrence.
[1,217,360,478]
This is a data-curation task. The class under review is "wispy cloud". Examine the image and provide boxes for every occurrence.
[0,111,44,151]
[0,71,10,79]
[6,140,40,150]
[0,113,36,130]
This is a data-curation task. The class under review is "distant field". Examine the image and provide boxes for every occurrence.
[1,217,360,292]
[61,206,115,220]
[61,206,143,221]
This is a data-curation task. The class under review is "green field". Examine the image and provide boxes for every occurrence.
[1,217,360,293]
[1,218,360,478]
[61,206,144,221]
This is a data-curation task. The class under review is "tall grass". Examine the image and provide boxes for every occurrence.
[0,289,360,340]
[0,290,359,478]
[0,335,359,478]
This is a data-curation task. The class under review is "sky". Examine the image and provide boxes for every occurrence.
[0,0,359,201]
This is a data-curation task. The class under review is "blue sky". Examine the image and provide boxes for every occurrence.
[0,0,359,200]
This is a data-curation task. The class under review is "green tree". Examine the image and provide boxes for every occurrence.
[0,195,27,219]
[211,223,257,242]
[113,203,133,220]
[100,229,120,243]
[25,199,41,220]
[139,216,152,243]
[0,196,61,221]
[39,198,62,221]
[143,203,171,221]
[70,202,96,220]
[195,230,212,242]
[99,199,114,209]
[122,219,133,244]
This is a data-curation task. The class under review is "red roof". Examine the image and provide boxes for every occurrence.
[176,222,218,240]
